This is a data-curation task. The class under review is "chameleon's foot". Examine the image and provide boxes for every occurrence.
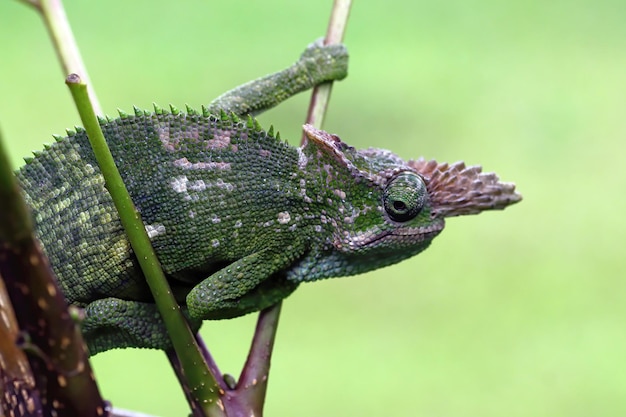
[80,298,201,355]
[188,273,300,321]
[298,41,348,83]
[206,40,348,116]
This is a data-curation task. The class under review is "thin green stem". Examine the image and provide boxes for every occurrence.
[64,75,224,417]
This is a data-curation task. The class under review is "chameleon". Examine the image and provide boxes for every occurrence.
[15,42,521,355]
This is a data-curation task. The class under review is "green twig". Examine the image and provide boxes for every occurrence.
[18,0,221,413]
[64,75,224,416]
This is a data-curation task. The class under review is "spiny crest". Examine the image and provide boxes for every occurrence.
[185,104,200,116]
[97,116,107,125]
[243,114,264,133]
[169,104,180,115]
[133,106,143,117]
[118,109,130,119]
[28,135,67,162]
[153,103,164,115]
[254,118,263,133]
[56,127,84,145]
[26,149,42,163]
[201,105,210,117]
[408,159,522,217]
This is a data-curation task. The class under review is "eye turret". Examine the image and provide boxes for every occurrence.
[383,172,427,222]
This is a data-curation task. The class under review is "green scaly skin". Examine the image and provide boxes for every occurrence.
[16,42,521,355]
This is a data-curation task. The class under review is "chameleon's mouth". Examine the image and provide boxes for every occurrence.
[389,219,445,240]
[337,218,445,250]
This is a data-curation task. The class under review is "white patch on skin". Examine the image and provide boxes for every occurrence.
[259,149,271,158]
[288,224,297,232]
[171,176,189,193]
[234,220,242,228]
[54,198,72,212]
[299,179,313,203]
[211,239,220,247]
[334,189,346,200]
[145,223,166,239]
[67,148,81,162]
[263,221,274,227]
[277,212,291,225]
[314,225,322,233]
[215,179,235,192]
[171,176,233,201]
[207,131,231,149]
[158,122,203,152]
[157,123,175,151]
[297,148,308,170]
[189,210,196,218]
[84,163,95,174]
[341,229,381,249]
[173,157,231,171]
[211,215,221,224]
[188,180,207,191]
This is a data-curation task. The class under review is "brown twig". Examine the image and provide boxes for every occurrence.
[302,0,353,142]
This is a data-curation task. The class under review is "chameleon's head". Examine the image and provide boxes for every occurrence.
[299,125,522,278]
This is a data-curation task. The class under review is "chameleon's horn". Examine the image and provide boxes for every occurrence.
[408,159,522,218]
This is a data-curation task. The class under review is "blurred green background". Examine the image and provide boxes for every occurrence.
[1,0,625,416]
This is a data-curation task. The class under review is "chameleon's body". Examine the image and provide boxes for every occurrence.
[16,44,520,355]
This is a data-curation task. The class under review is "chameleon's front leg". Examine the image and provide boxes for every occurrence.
[206,41,348,117]
[79,273,299,355]
[187,245,306,320]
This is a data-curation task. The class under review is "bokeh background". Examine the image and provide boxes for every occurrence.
[1,1,624,416]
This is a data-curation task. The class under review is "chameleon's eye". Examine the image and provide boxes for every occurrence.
[383,172,427,222]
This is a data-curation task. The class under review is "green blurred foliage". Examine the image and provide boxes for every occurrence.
[1,1,625,416]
